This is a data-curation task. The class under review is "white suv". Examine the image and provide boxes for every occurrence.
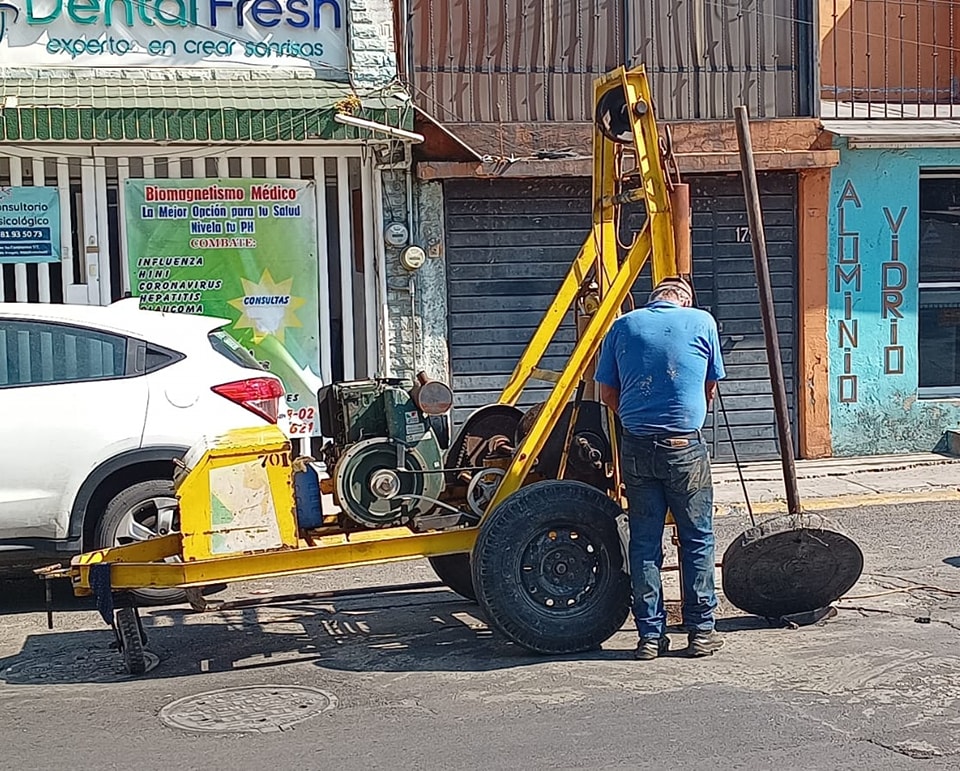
[0,299,286,603]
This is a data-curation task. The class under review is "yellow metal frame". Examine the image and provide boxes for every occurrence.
[69,528,478,592]
[177,426,300,561]
[490,65,678,512]
[62,64,679,593]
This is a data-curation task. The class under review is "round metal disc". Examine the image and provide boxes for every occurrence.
[595,87,633,144]
[159,685,337,734]
[414,380,454,415]
[334,438,425,527]
[721,513,864,619]
[444,403,523,486]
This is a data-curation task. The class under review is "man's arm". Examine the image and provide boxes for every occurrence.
[705,317,726,411]
[595,325,621,413]
[702,315,725,411]
[599,383,620,414]
[705,380,717,410]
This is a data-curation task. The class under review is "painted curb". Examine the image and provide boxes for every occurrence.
[715,488,960,517]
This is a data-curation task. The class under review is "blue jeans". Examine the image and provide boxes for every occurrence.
[621,431,718,639]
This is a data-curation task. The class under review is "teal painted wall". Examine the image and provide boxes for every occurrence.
[828,139,960,455]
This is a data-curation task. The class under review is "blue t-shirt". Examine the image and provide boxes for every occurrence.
[595,300,726,435]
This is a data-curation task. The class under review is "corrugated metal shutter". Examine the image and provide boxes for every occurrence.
[445,179,584,425]
[688,174,798,461]
[444,174,797,461]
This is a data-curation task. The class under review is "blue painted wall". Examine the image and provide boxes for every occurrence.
[828,139,960,455]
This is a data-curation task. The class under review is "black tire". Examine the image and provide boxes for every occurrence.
[116,606,147,676]
[94,479,187,607]
[471,480,631,654]
[428,553,477,601]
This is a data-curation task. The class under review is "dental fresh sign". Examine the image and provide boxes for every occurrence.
[0,0,347,69]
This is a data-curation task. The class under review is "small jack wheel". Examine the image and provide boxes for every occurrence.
[115,606,148,676]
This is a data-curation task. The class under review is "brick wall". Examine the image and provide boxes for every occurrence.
[348,0,399,89]
[348,2,442,386]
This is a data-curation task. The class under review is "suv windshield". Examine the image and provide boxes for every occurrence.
[208,329,263,371]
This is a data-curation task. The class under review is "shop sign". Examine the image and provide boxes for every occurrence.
[0,186,60,264]
[0,0,347,69]
[125,177,324,438]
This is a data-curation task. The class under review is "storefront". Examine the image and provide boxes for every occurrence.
[441,173,802,463]
[825,124,960,455]
[0,0,415,434]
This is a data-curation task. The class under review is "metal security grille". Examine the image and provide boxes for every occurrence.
[626,0,815,119]
[821,0,960,118]
[0,147,382,385]
[406,0,626,123]
[444,174,798,461]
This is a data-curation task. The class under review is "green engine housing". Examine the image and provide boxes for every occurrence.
[318,379,445,528]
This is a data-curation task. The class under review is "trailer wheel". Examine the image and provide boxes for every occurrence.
[116,606,148,676]
[471,480,631,654]
[428,553,477,601]
[95,479,187,607]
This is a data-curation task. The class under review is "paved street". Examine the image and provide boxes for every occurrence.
[3,501,960,770]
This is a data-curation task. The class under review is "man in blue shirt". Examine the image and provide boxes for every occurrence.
[596,276,726,660]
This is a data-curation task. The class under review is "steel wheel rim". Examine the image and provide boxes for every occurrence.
[516,523,608,616]
[114,495,181,565]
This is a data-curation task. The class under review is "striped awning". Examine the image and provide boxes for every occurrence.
[0,73,412,143]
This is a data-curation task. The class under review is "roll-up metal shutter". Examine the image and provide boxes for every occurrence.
[444,173,798,461]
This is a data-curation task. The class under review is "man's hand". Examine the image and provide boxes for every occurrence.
[705,380,717,409]
[599,383,620,414]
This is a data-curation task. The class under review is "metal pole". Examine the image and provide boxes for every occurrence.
[733,106,802,517]
[669,183,692,277]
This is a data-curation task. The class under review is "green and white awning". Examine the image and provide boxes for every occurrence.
[0,74,412,142]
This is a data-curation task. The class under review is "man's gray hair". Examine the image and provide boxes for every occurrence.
[649,278,692,305]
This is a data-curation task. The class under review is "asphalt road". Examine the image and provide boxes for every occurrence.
[3,501,960,770]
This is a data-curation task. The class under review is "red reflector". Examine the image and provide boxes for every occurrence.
[212,377,285,423]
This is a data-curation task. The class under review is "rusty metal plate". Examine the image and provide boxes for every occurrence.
[721,513,864,620]
[159,685,337,734]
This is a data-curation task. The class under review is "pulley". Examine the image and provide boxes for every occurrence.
[515,400,612,491]
[595,85,647,144]
[444,404,523,485]
[466,467,507,517]
[333,438,438,528]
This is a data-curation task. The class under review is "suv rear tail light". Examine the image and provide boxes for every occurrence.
[212,377,285,423]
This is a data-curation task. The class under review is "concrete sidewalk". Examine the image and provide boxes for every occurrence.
[713,452,960,515]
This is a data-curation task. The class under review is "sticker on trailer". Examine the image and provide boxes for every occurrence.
[207,460,284,555]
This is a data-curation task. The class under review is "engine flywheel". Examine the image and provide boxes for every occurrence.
[334,438,431,528]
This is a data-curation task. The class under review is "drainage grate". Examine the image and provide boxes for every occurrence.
[159,685,337,734]
[1,648,159,685]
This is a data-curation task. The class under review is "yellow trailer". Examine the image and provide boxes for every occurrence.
[50,65,693,675]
